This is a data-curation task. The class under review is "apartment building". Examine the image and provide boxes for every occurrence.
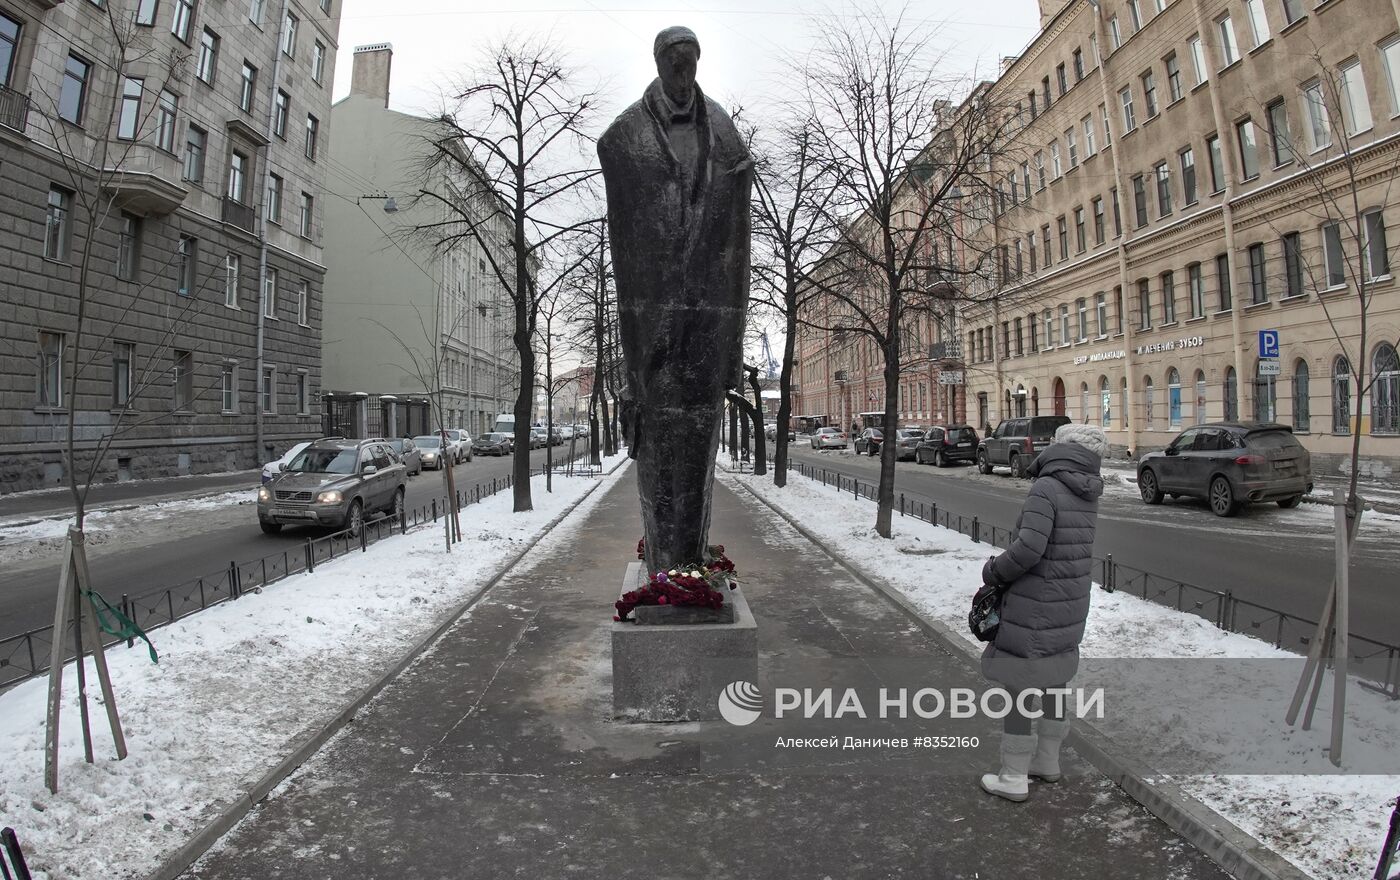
[321,44,517,439]
[958,0,1400,473]
[0,0,338,491]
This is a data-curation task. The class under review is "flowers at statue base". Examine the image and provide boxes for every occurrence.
[615,539,738,621]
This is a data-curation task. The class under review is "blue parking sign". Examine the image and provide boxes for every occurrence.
[1259,329,1280,358]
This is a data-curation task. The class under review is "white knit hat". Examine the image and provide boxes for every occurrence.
[1054,423,1110,458]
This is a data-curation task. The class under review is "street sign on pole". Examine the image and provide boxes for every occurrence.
[938,371,964,385]
[1259,329,1280,358]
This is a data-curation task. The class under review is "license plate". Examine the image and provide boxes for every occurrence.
[958,442,971,447]
[273,507,312,518]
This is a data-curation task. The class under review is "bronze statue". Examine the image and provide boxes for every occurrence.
[598,26,753,574]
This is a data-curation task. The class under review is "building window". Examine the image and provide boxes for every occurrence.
[305,114,318,160]
[1028,314,1038,352]
[1073,48,1085,80]
[1195,370,1208,424]
[197,29,219,84]
[117,77,143,140]
[1138,279,1152,329]
[1120,86,1136,132]
[1168,368,1182,427]
[1236,118,1259,180]
[1043,308,1055,347]
[1303,81,1331,151]
[117,213,140,280]
[155,90,177,152]
[222,363,237,412]
[1381,39,1400,116]
[1111,187,1122,236]
[266,173,283,223]
[1050,140,1062,178]
[1254,364,1277,422]
[171,0,194,42]
[249,0,263,24]
[1043,75,1052,108]
[1057,216,1069,260]
[1056,63,1068,96]
[1365,209,1390,279]
[1142,70,1158,117]
[1282,0,1303,23]
[1101,103,1112,145]
[1083,115,1097,156]
[1165,53,1183,102]
[1132,174,1149,228]
[1180,147,1197,205]
[173,349,194,411]
[1066,127,1079,167]
[1224,367,1239,420]
[1076,297,1088,341]
[1128,0,1143,31]
[37,331,64,407]
[1042,224,1051,267]
[1161,270,1176,323]
[1059,304,1071,345]
[1155,162,1172,216]
[263,267,278,317]
[1374,343,1400,434]
[299,191,314,237]
[1293,360,1310,431]
[45,186,72,260]
[1323,221,1346,287]
[225,253,240,308]
[227,150,248,202]
[273,89,289,138]
[1110,15,1122,49]
[1244,0,1270,46]
[1217,252,1232,310]
[59,54,90,124]
[1282,232,1303,297]
[1207,134,1225,193]
[1218,16,1239,66]
[1188,35,1207,85]
[1100,376,1112,427]
[240,62,257,113]
[1035,152,1046,190]
[112,342,133,408]
[177,235,197,296]
[1333,356,1352,433]
[297,280,309,324]
[1092,197,1105,244]
[1095,292,1107,336]
[1114,286,1124,334]
[282,10,298,57]
[1339,61,1373,135]
[1028,233,1036,272]
[1248,242,1267,303]
[135,0,158,26]
[181,124,206,183]
[1144,376,1155,428]
[1020,162,1031,196]
[262,367,276,413]
[1188,263,1205,317]
[1074,206,1086,252]
[312,40,326,84]
[297,372,308,414]
[1014,317,1024,356]
[1267,99,1291,166]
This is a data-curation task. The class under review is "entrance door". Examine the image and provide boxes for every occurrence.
[1052,378,1067,417]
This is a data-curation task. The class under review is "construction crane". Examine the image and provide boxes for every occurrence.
[759,331,780,380]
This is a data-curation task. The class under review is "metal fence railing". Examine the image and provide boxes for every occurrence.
[782,459,1400,700]
[0,450,603,691]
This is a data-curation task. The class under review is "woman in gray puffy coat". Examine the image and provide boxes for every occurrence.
[978,423,1107,802]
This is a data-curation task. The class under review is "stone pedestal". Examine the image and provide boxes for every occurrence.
[611,562,758,721]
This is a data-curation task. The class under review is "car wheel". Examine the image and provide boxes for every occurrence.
[1139,468,1164,504]
[345,499,365,537]
[935,450,946,468]
[977,451,992,475]
[467,453,473,463]
[259,520,283,534]
[1210,476,1240,517]
[390,486,405,520]
[1009,453,1024,478]
[1278,495,1303,509]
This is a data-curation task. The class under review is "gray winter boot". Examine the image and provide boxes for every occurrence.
[979,733,1036,802]
[1029,718,1071,783]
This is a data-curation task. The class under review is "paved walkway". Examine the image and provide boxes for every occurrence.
[187,470,1229,879]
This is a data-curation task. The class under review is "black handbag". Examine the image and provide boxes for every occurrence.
[969,582,1007,643]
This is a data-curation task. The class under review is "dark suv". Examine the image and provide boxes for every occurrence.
[914,424,980,466]
[977,415,1072,477]
[257,437,408,536]
[1137,423,1312,517]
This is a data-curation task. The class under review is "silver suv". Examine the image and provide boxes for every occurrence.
[257,437,408,536]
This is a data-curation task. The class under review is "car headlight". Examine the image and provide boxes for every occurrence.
[316,490,343,504]
[258,486,271,502]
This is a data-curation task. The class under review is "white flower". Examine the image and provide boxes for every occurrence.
[689,570,701,579]
[668,569,678,576]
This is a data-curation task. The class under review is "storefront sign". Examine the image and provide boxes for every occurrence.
[1136,335,1205,356]
[1072,349,1126,366]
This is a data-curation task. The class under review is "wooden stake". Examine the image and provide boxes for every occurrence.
[43,530,78,794]
[72,531,127,760]
[1330,488,1349,766]
[1285,581,1333,727]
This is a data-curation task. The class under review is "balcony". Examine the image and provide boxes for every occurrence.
[222,196,257,233]
[0,85,29,135]
[102,146,188,215]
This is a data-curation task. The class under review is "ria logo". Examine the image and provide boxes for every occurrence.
[718,681,763,726]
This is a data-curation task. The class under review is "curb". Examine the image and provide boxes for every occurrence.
[725,472,1313,880]
[146,455,632,880]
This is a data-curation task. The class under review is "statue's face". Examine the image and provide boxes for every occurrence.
[656,41,699,105]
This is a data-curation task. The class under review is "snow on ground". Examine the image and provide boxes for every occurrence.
[723,465,1400,880]
[0,454,629,880]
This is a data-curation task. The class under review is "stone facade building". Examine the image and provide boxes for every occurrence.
[0,0,339,492]
[321,44,517,439]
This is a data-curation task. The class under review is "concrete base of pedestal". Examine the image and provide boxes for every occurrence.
[611,561,758,721]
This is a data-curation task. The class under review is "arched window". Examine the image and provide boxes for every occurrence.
[1194,370,1207,425]
[1254,360,1277,422]
[1081,382,1090,423]
[1293,360,1310,432]
[1167,367,1182,427]
[1031,386,1040,416]
[1015,384,1027,417]
[1143,376,1155,429]
[1100,376,1112,428]
[1120,377,1129,429]
[1224,367,1238,420]
[1374,343,1400,434]
[1333,356,1352,434]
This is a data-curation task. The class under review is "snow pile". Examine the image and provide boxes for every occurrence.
[725,468,1400,880]
[0,455,628,880]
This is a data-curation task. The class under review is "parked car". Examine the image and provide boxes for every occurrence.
[262,441,314,484]
[549,427,564,446]
[892,428,925,461]
[854,428,884,456]
[529,427,549,449]
[413,435,449,470]
[386,437,422,476]
[257,438,407,537]
[1137,423,1312,517]
[809,427,848,450]
[473,432,512,456]
[559,425,576,441]
[439,429,474,463]
[977,415,1072,477]
[914,424,980,467]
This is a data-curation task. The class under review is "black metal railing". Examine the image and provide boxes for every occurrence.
[780,458,1400,699]
[0,85,29,133]
[221,196,256,233]
[0,451,604,690]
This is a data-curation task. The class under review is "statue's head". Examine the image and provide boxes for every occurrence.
[653,26,700,106]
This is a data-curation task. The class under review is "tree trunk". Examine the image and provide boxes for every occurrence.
[875,341,901,538]
[746,368,767,477]
[773,296,798,487]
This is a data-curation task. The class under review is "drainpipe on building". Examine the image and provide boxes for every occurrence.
[1187,0,1247,423]
[254,0,291,461]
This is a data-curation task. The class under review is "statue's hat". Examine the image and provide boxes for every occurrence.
[653,26,699,58]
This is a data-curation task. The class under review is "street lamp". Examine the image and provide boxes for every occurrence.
[357,192,398,213]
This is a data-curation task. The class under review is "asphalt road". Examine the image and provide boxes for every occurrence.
[783,444,1400,649]
[0,444,589,639]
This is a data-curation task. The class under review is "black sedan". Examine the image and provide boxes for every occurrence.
[914,424,980,467]
[1136,422,1312,517]
[472,432,513,456]
[854,428,884,456]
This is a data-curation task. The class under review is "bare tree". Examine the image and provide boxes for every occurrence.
[796,7,1015,537]
[415,35,602,513]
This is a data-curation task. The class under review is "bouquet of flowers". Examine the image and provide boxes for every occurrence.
[614,538,738,621]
